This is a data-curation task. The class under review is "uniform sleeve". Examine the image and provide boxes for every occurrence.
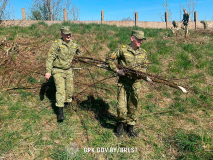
[46,42,58,73]
[137,49,148,73]
[76,44,82,56]
[74,42,82,56]
[106,48,122,73]
[182,14,184,22]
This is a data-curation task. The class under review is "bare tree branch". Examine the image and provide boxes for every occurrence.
[0,0,9,20]
[159,0,172,22]
[27,0,80,21]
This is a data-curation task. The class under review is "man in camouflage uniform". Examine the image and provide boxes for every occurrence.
[45,26,81,121]
[200,20,208,29]
[181,9,190,37]
[171,20,179,35]
[107,30,150,137]
[172,20,178,28]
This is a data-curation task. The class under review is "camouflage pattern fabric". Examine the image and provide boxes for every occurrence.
[182,13,189,26]
[107,44,147,125]
[117,79,141,125]
[181,24,189,37]
[200,20,208,29]
[107,44,147,73]
[172,20,178,28]
[131,30,146,40]
[46,38,81,107]
[46,38,81,73]
[52,68,74,107]
[181,13,190,37]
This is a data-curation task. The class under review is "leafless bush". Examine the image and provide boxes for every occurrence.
[159,0,172,22]
[0,38,45,91]
[0,0,9,20]
[27,0,80,21]
[180,0,198,21]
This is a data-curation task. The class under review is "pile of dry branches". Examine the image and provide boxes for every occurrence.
[0,38,45,91]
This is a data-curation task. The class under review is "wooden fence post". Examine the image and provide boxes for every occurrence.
[135,12,138,27]
[165,11,168,28]
[194,11,198,30]
[64,9,68,21]
[22,8,26,20]
[101,10,104,24]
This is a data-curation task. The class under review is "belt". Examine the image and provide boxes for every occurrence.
[53,67,71,70]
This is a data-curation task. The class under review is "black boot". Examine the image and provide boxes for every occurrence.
[64,102,71,108]
[115,122,124,137]
[57,107,64,121]
[127,125,137,138]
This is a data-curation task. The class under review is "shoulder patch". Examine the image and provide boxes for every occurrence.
[111,52,116,58]
[59,45,66,48]
[144,49,146,52]
[122,45,126,48]
[49,48,52,53]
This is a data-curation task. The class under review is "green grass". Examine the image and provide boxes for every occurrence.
[0,23,213,159]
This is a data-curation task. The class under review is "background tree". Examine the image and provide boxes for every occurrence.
[122,17,133,21]
[64,0,80,21]
[0,0,9,20]
[159,0,172,22]
[28,0,80,21]
[180,0,198,21]
[186,0,198,21]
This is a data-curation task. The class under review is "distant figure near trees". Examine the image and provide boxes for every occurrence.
[171,20,179,35]
[172,20,178,28]
[200,20,208,29]
[181,9,190,38]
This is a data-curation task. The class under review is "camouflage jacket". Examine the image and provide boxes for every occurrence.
[46,38,81,73]
[182,13,190,24]
[172,20,178,28]
[107,44,148,75]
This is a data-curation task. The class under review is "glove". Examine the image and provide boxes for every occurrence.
[117,69,125,76]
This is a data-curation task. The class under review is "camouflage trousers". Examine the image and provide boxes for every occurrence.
[117,80,141,125]
[181,23,188,37]
[52,68,74,107]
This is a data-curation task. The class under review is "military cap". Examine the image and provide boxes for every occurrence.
[131,30,146,40]
[60,26,71,34]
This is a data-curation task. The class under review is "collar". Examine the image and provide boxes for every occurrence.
[127,44,140,55]
[60,38,73,47]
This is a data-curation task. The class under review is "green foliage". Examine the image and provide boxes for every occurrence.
[28,23,37,30]
[175,52,193,70]
[146,104,156,112]
[146,29,164,38]
[7,26,19,40]
[28,76,37,85]
[172,130,213,159]
[107,39,118,51]
[183,43,196,53]
[207,60,213,76]
[146,93,154,99]
[150,65,162,73]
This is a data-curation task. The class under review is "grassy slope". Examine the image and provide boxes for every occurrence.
[0,22,213,160]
